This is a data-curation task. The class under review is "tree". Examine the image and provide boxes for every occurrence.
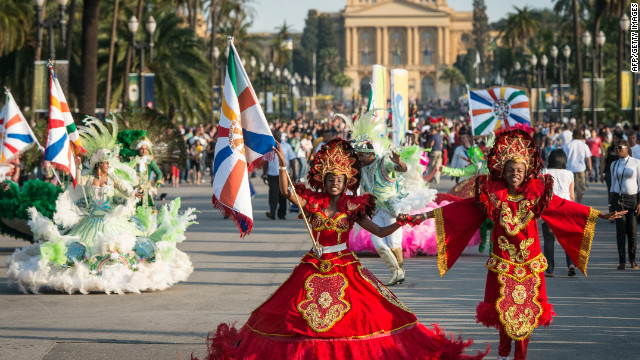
[79,0,101,116]
[473,0,490,77]
[439,67,466,100]
[0,0,32,56]
[501,6,540,55]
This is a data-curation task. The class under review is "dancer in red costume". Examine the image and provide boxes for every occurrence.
[197,139,485,360]
[414,130,626,360]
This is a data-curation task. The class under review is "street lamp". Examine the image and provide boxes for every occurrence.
[275,67,282,114]
[597,31,606,77]
[250,56,257,81]
[34,0,69,60]
[551,44,571,122]
[128,15,156,108]
[583,30,596,126]
[621,13,636,124]
[212,46,221,109]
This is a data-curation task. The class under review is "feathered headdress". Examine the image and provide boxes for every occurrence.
[78,117,138,184]
[487,129,542,181]
[336,109,389,155]
[307,139,361,192]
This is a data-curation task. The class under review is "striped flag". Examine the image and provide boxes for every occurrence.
[212,40,276,237]
[469,86,531,136]
[44,65,86,186]
[0,90,40,163]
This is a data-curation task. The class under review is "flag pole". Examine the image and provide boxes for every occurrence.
[0,88,8,163]
[283,169,323,256]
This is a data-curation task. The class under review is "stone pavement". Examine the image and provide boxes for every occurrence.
[0,176,639,359]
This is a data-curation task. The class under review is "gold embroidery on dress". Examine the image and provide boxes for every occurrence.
[310,212,350,233]
[485,253,548,279]
[512,285,527,304]
[507,194,524,202]
[504,306,534,337]
[346,201,359,212]
[297,273,351,332]
[497,236,534,263]
[357,265,412,313]
[499,199,538,236]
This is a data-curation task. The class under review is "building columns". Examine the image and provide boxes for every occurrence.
[376,27,382,64]
[352,27,358,66]
[346,27,352,66]
[437,27,443,65]
[444,26,450,65]
[382,26,388,66]
[406,27,412,65]
[413,26,420,65]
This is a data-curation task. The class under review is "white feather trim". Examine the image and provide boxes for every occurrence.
[7,245,193,294]
[53,191,85,230]
[28,208,62,242]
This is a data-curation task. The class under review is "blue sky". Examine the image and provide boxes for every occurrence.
[248,0,556,33]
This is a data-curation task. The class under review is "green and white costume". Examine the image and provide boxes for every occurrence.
[7,118,196,294]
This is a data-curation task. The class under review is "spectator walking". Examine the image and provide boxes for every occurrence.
[586,129,603,182]
[563,130,592,204]
[609,140,640,270]
[541,149,577,277]
[262,132,296,220]
[427,127,443,184]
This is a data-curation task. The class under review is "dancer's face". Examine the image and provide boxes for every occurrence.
[99,161,110,174]
[504,161,526,190]
[138,145,149,157]
[324,173,346,196]
[357,152,375,166]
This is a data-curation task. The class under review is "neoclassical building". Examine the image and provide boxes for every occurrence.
[340,0,473,102]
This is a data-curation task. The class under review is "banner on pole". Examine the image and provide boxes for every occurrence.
[621,71,632,110]
[582,78,605,111]
[143,73,155,109]
[371,64,387,123]
[128,73,139,107]
[390,69,408,146]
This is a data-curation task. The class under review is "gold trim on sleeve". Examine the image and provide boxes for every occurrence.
[434,207,448,277]
[578,207,599,275]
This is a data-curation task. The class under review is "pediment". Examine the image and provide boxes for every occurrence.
[346,0,449,18]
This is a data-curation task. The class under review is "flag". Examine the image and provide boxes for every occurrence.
[390,69,408,146]
[469,86,531,136]
[212,40,276,237]
[44,64,85,186]
[473,51,481,69]
[1,90,39,164]
[370,64,387,123]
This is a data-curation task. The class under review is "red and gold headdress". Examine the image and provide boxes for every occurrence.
[487,129,542,181]
[308,139,361,192]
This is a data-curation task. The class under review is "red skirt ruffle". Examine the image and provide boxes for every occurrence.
[195,322,487,360]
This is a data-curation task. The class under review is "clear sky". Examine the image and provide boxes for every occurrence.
[248,0,556,33]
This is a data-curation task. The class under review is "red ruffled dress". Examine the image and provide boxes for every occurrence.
[197,185,486,360]
[433,175,599,341]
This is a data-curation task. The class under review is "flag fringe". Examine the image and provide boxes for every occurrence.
[211,194,252,238]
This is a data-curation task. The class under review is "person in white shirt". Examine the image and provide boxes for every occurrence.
[541,149,576,277]
[609,141,640,270]
[563,129,592,204]
[559,126,573,147]
[449,133,472,182]
[262,132,297,220]
[627,132,640,160]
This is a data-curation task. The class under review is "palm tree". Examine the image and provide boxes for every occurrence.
[97,11,211,123]
[79,0,101,116]
[0,0,32,56]
[501,6,540,55]
[439,67,466,100]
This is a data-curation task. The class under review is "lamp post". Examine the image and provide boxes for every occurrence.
[283,67,291,116]
[583,30,594,126]
[514,61,521,87]
[250,56,256,81]
[303,76,310,115]
[551,44,571,122]
[128,15,156,108]
[212,46,220,109]
[541,54,548,122]
[595,30,606,128]
[285,37,294,116]
[531,54,541,124]
[275,67,281,115]
[34,0,69,60]
[621,13,636,125]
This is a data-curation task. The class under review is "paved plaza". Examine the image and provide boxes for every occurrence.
[1,177,639,359]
